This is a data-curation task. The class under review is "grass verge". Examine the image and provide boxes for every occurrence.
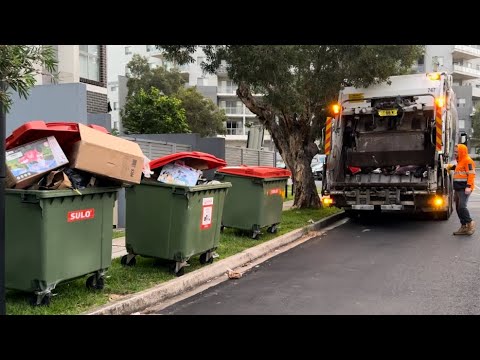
[112,230,125,239]
[6,207,340,315]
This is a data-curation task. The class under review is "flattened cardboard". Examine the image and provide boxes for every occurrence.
[67,124,144,184]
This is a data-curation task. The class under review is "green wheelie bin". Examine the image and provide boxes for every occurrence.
[123,180,231,276]
[6,187,119,306]
[214,166,291,239]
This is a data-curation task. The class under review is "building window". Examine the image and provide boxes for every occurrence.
[110,85,117,92]
[224,100,242,114]
[458,98,466,107]
[226,120,243,135]
[125,65,130,76]
[459,120,465,129]
[79,45,100,82]
[219,79,237,93]
[125,46,132,55]
[113,102,118,110]
[113,121,119,130]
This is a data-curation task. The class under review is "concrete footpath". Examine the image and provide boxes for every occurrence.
[88,201,343,315]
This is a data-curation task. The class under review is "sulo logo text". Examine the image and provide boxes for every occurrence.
[67,208,95,222]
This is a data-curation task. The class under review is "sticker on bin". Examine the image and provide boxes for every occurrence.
[201,197,214,230]
[68,208,95,222]
[268,188,282,195]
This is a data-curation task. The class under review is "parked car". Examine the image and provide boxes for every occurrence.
[311,154,326,180]
[276,160,287,169]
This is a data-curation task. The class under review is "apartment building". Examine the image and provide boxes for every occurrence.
[418,45,480,137]
[107,46,270,148]
[6,45,110,135]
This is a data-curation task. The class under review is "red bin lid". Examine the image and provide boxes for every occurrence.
[217,165,291,179]
[6,121,109,150]
[149,151,227,170]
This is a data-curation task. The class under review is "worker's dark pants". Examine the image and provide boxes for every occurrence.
[454,190,472,225]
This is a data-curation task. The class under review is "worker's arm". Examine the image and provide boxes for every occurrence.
[444,164,456,171]
[466,160,476,191]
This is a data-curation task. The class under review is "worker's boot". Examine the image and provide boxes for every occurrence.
[466,221,476,235]
[453,225,468,235]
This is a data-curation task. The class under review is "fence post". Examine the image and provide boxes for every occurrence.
[258,150,261,166]
[240,148,244,165]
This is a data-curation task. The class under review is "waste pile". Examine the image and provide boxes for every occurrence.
[5,121,145,192]
[146,151,227,186]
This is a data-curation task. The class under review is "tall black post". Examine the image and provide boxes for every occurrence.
[0,81,6,315]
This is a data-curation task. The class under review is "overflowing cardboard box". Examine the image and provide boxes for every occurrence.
[6,136,69,189]
[65,124,144,185]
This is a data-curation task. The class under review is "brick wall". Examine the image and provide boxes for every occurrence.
[87,91,108,113]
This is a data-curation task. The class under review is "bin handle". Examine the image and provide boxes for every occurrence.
[172,187,187,196]
[20,193,40,204]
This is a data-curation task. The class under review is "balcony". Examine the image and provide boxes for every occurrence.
[452,45,480,61]
[220,106,244,116]
[217,86,237,95]
[226,127,245,135]
[216,64,229,77]
[472,86,480,99]
[452,64,480,80]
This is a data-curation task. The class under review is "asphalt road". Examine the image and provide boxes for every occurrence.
[156,177,480,315]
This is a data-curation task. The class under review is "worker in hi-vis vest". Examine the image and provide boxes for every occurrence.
[445,144,476,235]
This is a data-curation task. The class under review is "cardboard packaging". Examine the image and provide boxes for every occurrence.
[6,136,69,189]
[66,124,144,184]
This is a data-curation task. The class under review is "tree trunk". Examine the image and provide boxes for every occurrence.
[236,83,321,209]
[283,139,321,209]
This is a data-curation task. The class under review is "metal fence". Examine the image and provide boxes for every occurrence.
[122,137,192,159]
[225,146,276,166]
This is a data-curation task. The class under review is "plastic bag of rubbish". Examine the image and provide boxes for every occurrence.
[142,155,154,179]
[64,168,92,189]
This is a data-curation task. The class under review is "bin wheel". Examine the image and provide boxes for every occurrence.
[175,267,185,277]
[169,262,186,277]
[267,224,278,234]
[200,252,214,265]
[121,254,136,267]
[252,231,260,240]
[220,225,225,233]
[30,293,51,307]
[86,274,105,290]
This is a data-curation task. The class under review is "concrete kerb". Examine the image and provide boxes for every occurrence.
[85,210,346,315]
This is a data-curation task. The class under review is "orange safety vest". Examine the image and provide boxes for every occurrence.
[448,144,476,191]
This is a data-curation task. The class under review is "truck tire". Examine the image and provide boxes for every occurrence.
[436,175,453,221]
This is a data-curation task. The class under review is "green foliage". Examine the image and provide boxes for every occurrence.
[160,45,424,116]
[121,87,189,134]
[159,45,424,208]
[126,54,186,97]
[175,87,226,136]
[124,54,226,136]
[0,45,57,112]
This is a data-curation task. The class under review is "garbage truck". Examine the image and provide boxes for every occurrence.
[321,72,468,219]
